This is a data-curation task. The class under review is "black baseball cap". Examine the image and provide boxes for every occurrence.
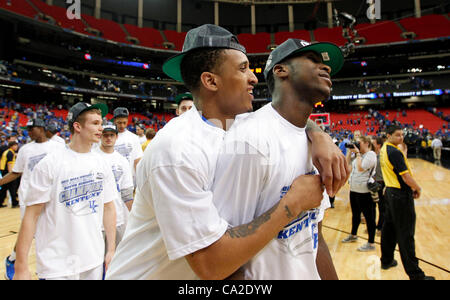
[25,118,46,128]
[175,92,193,105]
[264,39,344,79]
[113,107,129,119]
[67,102,108,126]
[162,24,246,82]
[102,123,118,134]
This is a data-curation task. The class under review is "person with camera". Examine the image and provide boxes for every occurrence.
[342,135,377,252]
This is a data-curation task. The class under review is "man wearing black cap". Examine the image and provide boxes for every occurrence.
[1,118,64,280]
[112,107,143,180]
[107,25,347,280]
[14,102,117,280]
[175,92,194,116]
[212,38,345,279]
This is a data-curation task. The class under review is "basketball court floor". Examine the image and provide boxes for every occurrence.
[0,158,448,280]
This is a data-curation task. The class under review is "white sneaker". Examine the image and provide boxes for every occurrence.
[341,235,358,243]
[357,243,376,252]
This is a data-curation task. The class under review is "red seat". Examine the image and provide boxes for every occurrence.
[164,30,187,51]
[0,0,38,19]
[237,32,271,53]
[124,24,166,49]
[274,30,311,45]
[400,14,450,40]
[313,26,347,46]
[82,14,129,44]
[355,21,406,45]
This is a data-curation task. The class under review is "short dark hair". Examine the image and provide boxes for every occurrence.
[386,125,402,135]
[180,48,226,92]
[265,59,295,95]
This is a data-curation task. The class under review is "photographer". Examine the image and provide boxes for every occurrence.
[341,135,377,252]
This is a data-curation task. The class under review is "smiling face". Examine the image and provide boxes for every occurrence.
[213,49,258,117]
[74,110,104,144]
[281,51,332,105]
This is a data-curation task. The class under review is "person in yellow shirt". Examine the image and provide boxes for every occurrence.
[0,140,19,208]
[141,128,156,152]
[379,125,434,280]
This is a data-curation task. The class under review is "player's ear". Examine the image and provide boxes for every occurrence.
[273,64,289,79]
[200,71,218,92]
[72,121,82,134]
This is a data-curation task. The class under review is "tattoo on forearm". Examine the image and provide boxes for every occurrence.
[226,202,280,238]
[284,205,294,218]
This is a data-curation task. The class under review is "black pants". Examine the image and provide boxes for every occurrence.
[0,170,19,207]
[350,191,376,243]
[381,187,425,280]
[376,181,385,230]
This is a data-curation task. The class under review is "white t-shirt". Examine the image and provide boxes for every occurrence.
[93,148,133,227]
[106,105,229,280]
[50,134,66,145]
[212,104,330,280]
[114,130,144,175]
[25,147,118,279]
[138,134,147,145]
[13,140,64,207]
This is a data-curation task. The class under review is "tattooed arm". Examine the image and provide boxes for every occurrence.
[185,174,324,280]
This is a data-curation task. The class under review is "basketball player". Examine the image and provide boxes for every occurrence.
[1,118,64,280]
[13,102,117,280]
[106,25,347,280]
[94,123,134,245]
[212,38,344,279]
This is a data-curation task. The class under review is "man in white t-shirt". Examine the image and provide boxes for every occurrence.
[45,122,66,145]
[106,25,348,280]
[13,102,117,280]
[1,118,64,280]
[135,124,147,145]
[212,39,345,279]
[113,107,143,176]
[94,123,134,245]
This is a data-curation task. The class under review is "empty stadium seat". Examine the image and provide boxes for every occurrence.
[313,26,347,46]
[124,24,166,49]
[163,30,187,51]
[237,32,271,53]
[82,14,129,44]
[0,0,38,19]
[274,30,311,45]
[399,14,450,40]
[355,21,406,45]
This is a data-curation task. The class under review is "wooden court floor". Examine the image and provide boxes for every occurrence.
[0,158,448,280]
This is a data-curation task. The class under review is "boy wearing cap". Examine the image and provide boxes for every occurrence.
[106,25,347,280]
[45,122,65,145]
[94,123,134,246]
[1,118,64,280]
[212,39,344,279]
[175,92,194,116]
[112,107,144,181]
[135,124,147,145]
[13,102,117,280]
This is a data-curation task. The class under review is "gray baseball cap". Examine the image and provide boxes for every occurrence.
[264,39,344,78]
[67,102,108,126]
[45,122,59,133]
[102,123,118,134]
[113,107,129,118]
[162,24,246,82]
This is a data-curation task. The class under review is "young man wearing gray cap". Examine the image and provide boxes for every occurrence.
[94,123,134,246]
[107,25,347,280]
[112,107,143,181]
[45,122,65,145]
[13,102,117,280]
[1,118,64,280]
[212,39,345,279]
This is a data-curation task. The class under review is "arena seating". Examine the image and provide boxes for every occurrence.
[82,14,129,44]
[163,30,187,51]
[123,24,166,49]
[0,0,37,19]
[355,21,406,45]
[28,0,86,34]
[399,14,450,40]
[237,32,272,53]
[274,29,311,45]
[313,26,348,46]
